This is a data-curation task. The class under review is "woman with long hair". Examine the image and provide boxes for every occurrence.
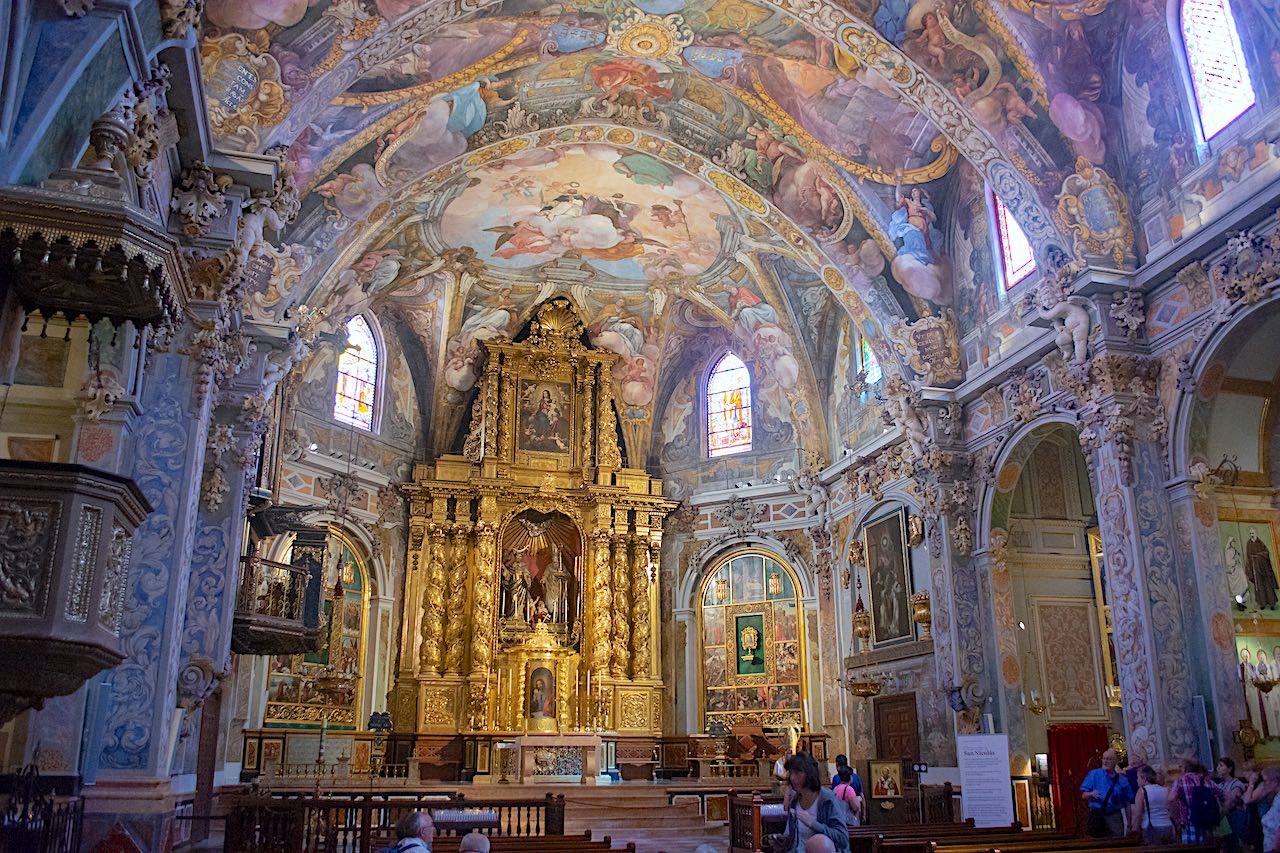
[774,751,850,853]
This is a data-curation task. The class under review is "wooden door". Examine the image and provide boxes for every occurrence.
[874,693,920,760]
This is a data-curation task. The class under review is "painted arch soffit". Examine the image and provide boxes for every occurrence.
[200,0,1074,264]
[301,129,889,393]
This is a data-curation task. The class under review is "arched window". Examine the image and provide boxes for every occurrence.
[1181,0,1256,139]
[991,191,1036,290]
[859,335,883,387]
[334,315,379,431]
[707,352,752,457]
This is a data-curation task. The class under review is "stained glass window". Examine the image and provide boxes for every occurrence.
[334,315,378,430]
[1182,0,1255,139]
[707,352,752,457]
[993,193,1036,290]
[859,336,883,386]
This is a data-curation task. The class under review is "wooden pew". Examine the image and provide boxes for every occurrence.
[850,824,1030,853]
[427,831,635,852]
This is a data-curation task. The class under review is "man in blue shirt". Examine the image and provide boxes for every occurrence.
[1080,749,1133,838]
[830,754,862,795]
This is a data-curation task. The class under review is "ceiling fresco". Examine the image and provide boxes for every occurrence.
[197,0,1149,465]
[436,143,733,280]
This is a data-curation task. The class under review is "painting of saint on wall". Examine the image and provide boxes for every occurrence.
[865,509,914,646]
[528,666,556,721]
[1220,517,1280,615]
[871,761,904,798]
[1236,633,1280,759]
[518,380,572,454]
[704,607,724,646]
[704,647,726,689]
[776,642,799,683]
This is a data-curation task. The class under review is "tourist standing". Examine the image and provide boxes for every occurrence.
[834,766,864,827]
[1172,758,1222,844]
[1219,758,1248,852]
[1130,765,1176,845]
[1080,748,1134,838]
[1256,767,1280,853]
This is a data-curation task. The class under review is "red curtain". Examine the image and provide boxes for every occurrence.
[1046,724,1109,834]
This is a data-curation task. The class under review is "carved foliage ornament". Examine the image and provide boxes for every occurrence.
[0,500,61,616]
[171,161,231,239]
[716,495,766,539]
[1210,228,1280,307]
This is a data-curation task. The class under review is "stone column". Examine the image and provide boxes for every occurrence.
[674,608,696,735]
[21,323,146,781]
[78,310,223,843]
[916,491,984,770]
[1077,352,1199,766]
[391,497,428,730]
[418,523,447,677]
[1166,481,1245,755]
[611,530,631,678]
[443,523,470,675]
[976,531,1030,771]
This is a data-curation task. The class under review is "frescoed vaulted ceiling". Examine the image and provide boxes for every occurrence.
[198,0,1139,465]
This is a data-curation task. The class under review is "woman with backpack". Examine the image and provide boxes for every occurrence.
[834,766,863,826]
[1172,758,1223,844]
[1130,765,1176,845]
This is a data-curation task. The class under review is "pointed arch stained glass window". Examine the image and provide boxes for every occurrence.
[334,315,378,430]
[707,352,752,457]
[1182,0,1256,139]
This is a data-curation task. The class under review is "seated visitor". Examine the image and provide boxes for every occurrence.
[388,812,435,853]
[776,751,850,853]
[458,831,490,853]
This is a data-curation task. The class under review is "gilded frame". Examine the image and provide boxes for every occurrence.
[864,508,914,648]
[723,602,776,687]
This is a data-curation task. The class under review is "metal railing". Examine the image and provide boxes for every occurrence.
[0,766,83,853]
[236,556,310,621]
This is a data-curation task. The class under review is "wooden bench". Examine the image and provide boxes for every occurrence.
[426,831,634,852]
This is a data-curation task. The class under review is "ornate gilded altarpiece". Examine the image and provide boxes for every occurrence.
[394,299,674,742]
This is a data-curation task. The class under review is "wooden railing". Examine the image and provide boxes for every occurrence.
[225,792,565,853]
[729,793,785,853]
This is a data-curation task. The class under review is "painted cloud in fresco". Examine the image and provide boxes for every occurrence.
[439,144,731,281]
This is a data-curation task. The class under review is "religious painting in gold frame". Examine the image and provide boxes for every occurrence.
[517,378,574,456]
[864,509,914,647]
